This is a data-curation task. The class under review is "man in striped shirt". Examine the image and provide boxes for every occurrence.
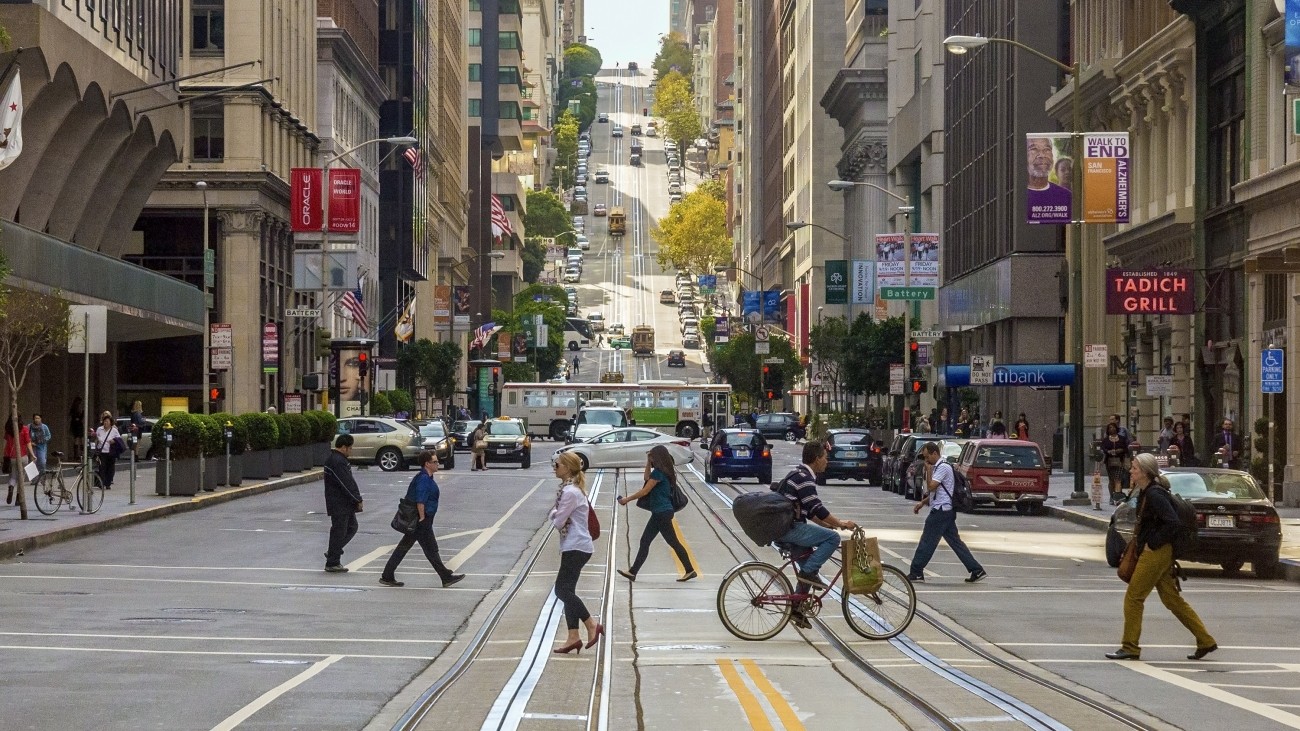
[775,441,858,593]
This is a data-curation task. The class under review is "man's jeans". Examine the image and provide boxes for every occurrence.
[909,508,983,577]
[777,521,840,576]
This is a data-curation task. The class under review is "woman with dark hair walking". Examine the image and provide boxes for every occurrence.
[549,452,603,654]
[616,445,696,582]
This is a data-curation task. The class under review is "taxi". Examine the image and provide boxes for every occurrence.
[481,416,533,469]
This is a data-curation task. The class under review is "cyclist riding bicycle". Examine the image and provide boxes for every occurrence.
[774,441,858,627]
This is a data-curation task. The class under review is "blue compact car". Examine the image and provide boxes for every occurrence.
[701,428,773,484]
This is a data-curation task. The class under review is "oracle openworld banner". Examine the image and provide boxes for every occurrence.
[289,167,322,232]
[1105,269,1194,315]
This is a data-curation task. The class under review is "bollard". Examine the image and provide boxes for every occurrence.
[128,431,138,505]
[163,422,174,497]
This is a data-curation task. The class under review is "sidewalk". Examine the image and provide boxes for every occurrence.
[1043,471,1300,582]
[0,465,323,559]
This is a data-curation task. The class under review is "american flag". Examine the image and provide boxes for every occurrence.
[338,288,368,333]
[470,321,498,351]
[403,145,422,175]
[490,194,513,240]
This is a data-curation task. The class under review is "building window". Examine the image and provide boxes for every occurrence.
[469,63,482,81]
[1263,273,1287,327]
[1207,11,1244,210]
[500,32,520,50]
[469,98,481,117]
[500,66,521,85]
[469,28,481,47]
[191,99,225,161]
[192,0,225,53]
[469,0,480,9]
[500,102,521,120]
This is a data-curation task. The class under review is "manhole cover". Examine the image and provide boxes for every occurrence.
[277,586,365,593]
[160,608,248,615]
[122,617,216,624]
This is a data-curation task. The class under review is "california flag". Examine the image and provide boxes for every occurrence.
[0,70,22,171]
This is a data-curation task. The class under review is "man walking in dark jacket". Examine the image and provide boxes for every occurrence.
[323,434,364,573]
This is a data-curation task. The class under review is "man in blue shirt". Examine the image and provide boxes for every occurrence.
[380,451,465,588]
[907,442,986,583]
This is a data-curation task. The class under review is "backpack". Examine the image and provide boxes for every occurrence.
[947,472,975,512]
[586,499,600,540]
[1156,484,1199,560]
[732,490,795,547]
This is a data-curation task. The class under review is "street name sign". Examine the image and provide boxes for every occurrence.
[911,330,943,340]
[763,357,785,364]
[881,286,935,301]
[1262,349,1284,394]
[286,308,321,318]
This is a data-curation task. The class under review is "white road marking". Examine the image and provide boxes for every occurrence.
[1122,662,1300,729]
[447,479,546,571]
[346,528,483,571]
[0,631,446,644]
[0,644,428,660]
[209,654,343,731]
[0,574,478,591]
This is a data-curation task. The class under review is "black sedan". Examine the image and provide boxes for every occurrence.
[818,429,883,486]
[667,349,687,367]
[449,419,481,452]
[1105,468,1283,579]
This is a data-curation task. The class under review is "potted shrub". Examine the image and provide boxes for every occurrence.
[238,412,280,480]
[284,413,313,471]
[273,413,294,472]
[304,410,336,465]
[212,411,248,486]
[152,412,203,496]
[193,414,224,491]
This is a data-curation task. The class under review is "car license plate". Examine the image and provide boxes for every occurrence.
[997,492,1016,500]
[734,448,749,457]
[1208,515,1234,528]
[496,448,511,454]
[842,450,865,458]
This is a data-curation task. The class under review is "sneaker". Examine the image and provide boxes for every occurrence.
[379,578,405,587]
[965,569,987,584]
[442,574,466,588]
[795,571,828,590]
[790,612,812,630]
[906,573,924,583]
[324,565,348,573]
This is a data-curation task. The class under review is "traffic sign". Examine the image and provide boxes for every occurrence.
[754,325,770,342]
[210,323,233,348]
[970,355,994,385]
[889,363,905,395]
[286,308,321,318]
[1261,349,1284,393]
[210,347,232,371]
[881,286,935,301]
[910,330,943,340]
[763,357,785,364]
[1084,343,1108,368]
[754,342,771,355]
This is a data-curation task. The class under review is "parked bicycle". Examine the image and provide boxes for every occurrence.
[32,451,105,515]
[717,543,916,641]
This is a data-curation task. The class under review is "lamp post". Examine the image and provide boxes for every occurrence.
[196,181,211,417]
[453,250,507,338]
[943,34,1087,502]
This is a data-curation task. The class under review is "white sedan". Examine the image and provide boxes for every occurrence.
[552,428,695,470]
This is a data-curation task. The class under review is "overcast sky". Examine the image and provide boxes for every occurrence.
[583,0,669,68]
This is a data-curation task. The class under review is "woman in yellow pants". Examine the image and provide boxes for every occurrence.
[1106,452,1216,661]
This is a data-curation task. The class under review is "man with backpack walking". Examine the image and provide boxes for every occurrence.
[906,442,986,584]
[1106,452,1216,661]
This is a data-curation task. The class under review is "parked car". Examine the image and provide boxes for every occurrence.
[1106,468,1283,578]
[950,439,1049,512]
[336,417,423,471]
[881,434,909,491]
[449,419,482,452]
[669,192,683,203]
[679,317,699,334]
[754,412,801,442]
[660,290,676,304]
[819,429,883,486]
[682,333,701,349]
[480,416,533,468]
[117,416,157,460]
[411,419,456,469]
[701,428,772,484]
[553,427,693,470]
[890,434,947,496]
[666,349,687,367]
[564,267,581,283]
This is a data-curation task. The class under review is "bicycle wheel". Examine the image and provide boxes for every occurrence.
[76,471,105,514]
[717,562,793,641]
[31,473,63,516]
[841,564,916,641]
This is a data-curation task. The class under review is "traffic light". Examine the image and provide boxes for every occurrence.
[910,379,928,394]
[357,351,369,378]
[315,328,332,359]
[761,365,773,399]
[302,374,321,391]
[208,387,225,403]
[909,340,920,358]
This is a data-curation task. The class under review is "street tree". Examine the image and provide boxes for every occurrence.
[653,34,693,83]
[493,285,568,381]
[808,316,851,409]
[709,332,801,404]
[553,111,580,189]
[563,43,603,79]
[695,178,726,202]
[524,189,575,237]
[843,314,904,399]
[396,338,462,403]
[521,238,546,283]
[559,74,598,129]
[651,189,730,274]
[652,71,703,151]
[0,285,73,520]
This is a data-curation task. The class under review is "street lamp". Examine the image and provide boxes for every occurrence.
[196,181,211,418]
[943,34,1088,503]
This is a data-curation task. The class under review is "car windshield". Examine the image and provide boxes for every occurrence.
[578,410,625,426]
[721,431,762,448]
[487,421,525,436]
[419,422,447,437]
[451,421,479,432]
[830,433,870,446]
[1165,472,1268,500]
[973,446,1044,468]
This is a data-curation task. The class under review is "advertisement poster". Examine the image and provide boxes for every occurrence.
[1082,133,1129,224]
[289,168,322,232]
[851,260,875,304]
[762,291,781,323]
[742,290,760,320]
[332,347,366,417]
[1105,269,1194,315]
[452,286,471,326]
[875,234,906,289]
[327,168,361,233]
[824,260,847,305]
[498,331,512,361]
[546,244,565,262]
[1288,0,1300,86]
[261,322,279,374]
[434,285,451,325]
[511,331,528,362]
[908,234,941,288]
[1025,133,1073,224]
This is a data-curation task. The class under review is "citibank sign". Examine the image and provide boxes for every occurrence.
[939,364,1077,388]
[1105,269,1194,315]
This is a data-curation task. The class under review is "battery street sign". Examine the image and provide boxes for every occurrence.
[286,308,321,318]
[1261,349,1284,393]
[910,330,943,340]
[881,286,935,301]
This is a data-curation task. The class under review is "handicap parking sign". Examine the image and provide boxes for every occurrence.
[1261,349,1284,394]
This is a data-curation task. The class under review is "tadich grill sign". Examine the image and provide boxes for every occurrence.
[1105,269,1194,315]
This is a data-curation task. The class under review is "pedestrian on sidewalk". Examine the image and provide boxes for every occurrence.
[1106,452,1217,662]
[91,411,124,490]
[28,414,51,475]
[128,400,149,459]
[1208,419,1241,469]
[322,434,364,573]
[1157,416,1176,452]
[1168,421,1197,467]
[907,442,986,584]
[617,445,697,582]
[549,452,603,654]
[1101,423,1130,505]
[5,415,35,505]
[68,397,84,457]
[1014,414,1030,441]
[379,450,465,588]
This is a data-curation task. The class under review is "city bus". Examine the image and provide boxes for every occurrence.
[500,380,733,440]
[565,317,595,351]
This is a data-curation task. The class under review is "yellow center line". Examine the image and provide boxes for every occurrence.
[741,659,806,731]
[716,659,774,731]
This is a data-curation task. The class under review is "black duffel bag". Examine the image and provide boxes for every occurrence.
[732,490,795,547]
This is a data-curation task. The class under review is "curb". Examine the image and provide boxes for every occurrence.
[0,469,323,560]
[1045,504,1300,584]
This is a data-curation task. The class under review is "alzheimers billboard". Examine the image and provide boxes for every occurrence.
[1082,134,1129,224]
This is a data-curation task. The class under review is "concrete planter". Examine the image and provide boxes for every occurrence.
[203,457,220,491]
[155,457,201,496]
[269,448,284,476]
[215,453,244,487]
[243,450,272,480]
[283,445,307,472]
[314,442,330,466]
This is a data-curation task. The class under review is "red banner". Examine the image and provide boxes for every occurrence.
[290,167,322,232]
[1105,269,1194,315]
[328,168,361,233]
[262,322,280,373]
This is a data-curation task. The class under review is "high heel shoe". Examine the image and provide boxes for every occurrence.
[584,623,605,649]
[553,640,583,655]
